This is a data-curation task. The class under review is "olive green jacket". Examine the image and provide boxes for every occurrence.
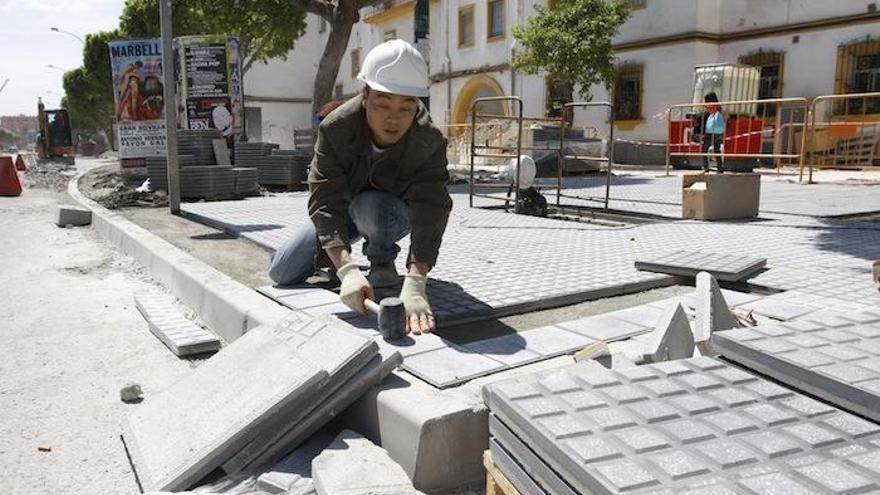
[307,94,452,267]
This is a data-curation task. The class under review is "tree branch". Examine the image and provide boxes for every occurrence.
[242,25,279,74]
[290,0,335,19]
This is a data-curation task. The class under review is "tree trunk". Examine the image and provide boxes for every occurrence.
[311,5,358,121]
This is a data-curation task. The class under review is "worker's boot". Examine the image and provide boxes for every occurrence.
[368,262,400,288]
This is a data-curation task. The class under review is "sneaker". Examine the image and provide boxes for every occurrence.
[368,262,400,288]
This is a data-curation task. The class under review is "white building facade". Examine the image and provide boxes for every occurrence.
[244,0,880,148]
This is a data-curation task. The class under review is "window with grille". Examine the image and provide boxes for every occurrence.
[739,51,785,118]
[628,0,646,10]
[834,38,880,114]
[546,77,573,119]
[488,0,505,40]
[458,5,475,47]
[614,65,643,120]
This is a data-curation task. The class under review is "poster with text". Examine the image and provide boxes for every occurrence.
[176,35,243,140]
[108,39,166,159]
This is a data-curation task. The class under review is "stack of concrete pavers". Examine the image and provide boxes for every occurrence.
[234,141,311,188]
[483,357,880,494]
[144,130,258,199]
[714,309,880,422]
[134,292,222,356]
[635,250,767,282]
[122,312,401,492]
[311,430,423,495]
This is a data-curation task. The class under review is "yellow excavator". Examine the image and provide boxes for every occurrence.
[37,98,75,164]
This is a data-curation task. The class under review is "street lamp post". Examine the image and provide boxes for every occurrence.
[50,27,85,45]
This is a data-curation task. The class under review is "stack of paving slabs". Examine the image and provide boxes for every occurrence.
[634,250,767,282]
[122,312,402,492]
[232,167,259,195]
[713,309,880,423]
[177,129,224,165]
[482,357,880,494]
[234,141,312,188]
[134,292,221,356]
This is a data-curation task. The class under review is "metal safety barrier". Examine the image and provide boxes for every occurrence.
[803,91,880,182]
[555,102,615,211]
[665,97,810,175]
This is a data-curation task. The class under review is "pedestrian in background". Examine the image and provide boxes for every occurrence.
[702,92,726,173]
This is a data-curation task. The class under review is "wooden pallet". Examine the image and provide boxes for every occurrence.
[484,450,523,495]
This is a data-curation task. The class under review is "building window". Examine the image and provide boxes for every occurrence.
[613,64,643,121]
[547,0,556,9]
[350,48,361,79]
[835,38,880,114]
[487,0,505,40]
[383,29,397,41]
[628,0,647,10]
[739,51,785,118]
[546,77,573,120]
[458,5,475,48]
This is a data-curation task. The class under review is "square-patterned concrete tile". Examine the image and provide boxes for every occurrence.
[635,251,766,281]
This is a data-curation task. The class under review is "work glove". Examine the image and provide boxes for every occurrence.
[400,273,435,334]
[338,262,373,314]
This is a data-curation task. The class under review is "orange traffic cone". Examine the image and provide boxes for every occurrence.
[14,154,27,171]
[0,156,23,196]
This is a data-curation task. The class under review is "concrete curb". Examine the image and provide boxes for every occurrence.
[68,173,289,342]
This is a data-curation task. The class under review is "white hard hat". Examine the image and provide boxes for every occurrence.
[357,39,429,98]
[501,154,537,189]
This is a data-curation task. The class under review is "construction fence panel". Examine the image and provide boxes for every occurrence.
[803,91,880,181]
[665,97,809,175]
[554,102,615,211]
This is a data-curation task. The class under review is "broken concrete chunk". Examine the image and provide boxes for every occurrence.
[121,383,143,403]
[56,204,91,227]
[312,430,422,495]
[641,303,695,363]
[694,271,738,352]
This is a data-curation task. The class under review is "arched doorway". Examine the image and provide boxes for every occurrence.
[451,75,509,134]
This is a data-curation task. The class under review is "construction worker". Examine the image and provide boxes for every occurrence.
[269,39,452,335]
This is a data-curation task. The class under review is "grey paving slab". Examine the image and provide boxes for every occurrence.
[739,296,818,321]
[230,345,402,472]
[490,414,579,495]
[253,433,334,494]
[134,292,222,356]
[402,344,508,389]
[122,313,376,492]
[713,313,880,423]
[635,251,767,282]
[483,358,880,495]
[557,314,649,342]
[489,438,548,495]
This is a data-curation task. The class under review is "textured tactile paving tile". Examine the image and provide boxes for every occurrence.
[482,358,880,494]
[134,292,221,356]
[635,250,767,281]
[713,311,880,422]
[121,313,376,491]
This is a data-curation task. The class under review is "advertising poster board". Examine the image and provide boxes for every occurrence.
[108,39,166,161]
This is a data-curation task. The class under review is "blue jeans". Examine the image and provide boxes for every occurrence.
[268,190,411,285]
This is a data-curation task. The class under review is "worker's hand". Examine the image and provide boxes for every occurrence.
[400,273,435,334]
[338,262,374,314]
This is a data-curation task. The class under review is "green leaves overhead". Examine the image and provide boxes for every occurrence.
[512,0,629,101]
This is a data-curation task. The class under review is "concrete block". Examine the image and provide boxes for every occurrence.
[694,272,738,353]
[134,292,222,356]
[635,250,766,281]
[311,430,422,495]
[56,204,92,226]
[482,357,880,494]
[122,313,376,492]
[713,313,880,422]
[636,303,695,363]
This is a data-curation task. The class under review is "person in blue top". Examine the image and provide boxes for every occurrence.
[701,92,726,173]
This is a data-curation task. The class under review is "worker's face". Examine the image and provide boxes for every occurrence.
[363,88,418,147]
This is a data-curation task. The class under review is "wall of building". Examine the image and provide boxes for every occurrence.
[719,0,873,33]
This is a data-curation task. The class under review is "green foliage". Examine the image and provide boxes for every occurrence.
[512,0,629,101]
[119,0,307,71]
[62,30,120,139]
